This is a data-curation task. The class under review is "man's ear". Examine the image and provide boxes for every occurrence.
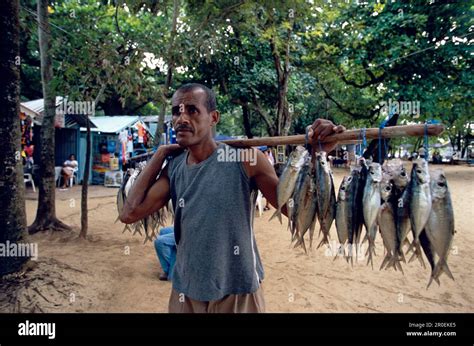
[211,110,220,126]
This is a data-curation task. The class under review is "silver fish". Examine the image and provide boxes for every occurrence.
[289,159,310,240]
[270,146,309,224]
[117,162,169,243]
[363,162,382,268]
[292,159,318,252]
[384,160,411,252]
[425,169,455,286]
[419,229,440,287]
[314,152,335,248]
[352,158,368,259]
[406,159,432,268]
[378,176,404,272]
[335,175,354,260]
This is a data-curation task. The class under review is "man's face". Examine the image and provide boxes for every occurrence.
[171,88,219,147]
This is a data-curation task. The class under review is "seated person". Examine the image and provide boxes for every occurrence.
[61,154,78,189]
[154,226,176,281]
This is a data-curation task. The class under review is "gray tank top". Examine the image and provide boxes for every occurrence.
[167,143,264,301]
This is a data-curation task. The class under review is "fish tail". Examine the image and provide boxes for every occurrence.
[345,243,353,265]
[333,243,345,261]
[309,229,314,249]
[294,237,307,254]
[308,220,317,249]
[414,243,426,269]
[365,237,376,269]
[380,255,389,270]
[269,209,283,224]
[316,229,330,249]
[361,232,368,245]
[395,258,404,274]
[408,250,417,263]
[366,250,374,269]
[427,273,441,289]
[433,259,455,281]
[122,224,131,234]
[406,239,425,267]
[398,249,407,263]
[287,218,293,235]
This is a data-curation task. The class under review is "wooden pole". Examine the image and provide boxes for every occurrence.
[129,124,444,160]
[221,124,444,147]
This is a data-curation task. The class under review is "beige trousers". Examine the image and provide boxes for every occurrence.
[168,285,265,313]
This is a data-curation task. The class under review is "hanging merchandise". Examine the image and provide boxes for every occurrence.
[122,141,127,164]
[137,122,144,143]
[118,130,128,144]
[127,129,134,153]
[107,140,116,153]
[110,155,119,170]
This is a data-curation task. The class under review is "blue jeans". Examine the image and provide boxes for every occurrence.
[154,227,176,280]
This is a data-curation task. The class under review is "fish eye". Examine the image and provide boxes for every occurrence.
[370,171,374,174]
[416,169,422,174]
[385,186,391,191]
[341,187,345,191]
[437,182,445,187]
[400,172,406,177]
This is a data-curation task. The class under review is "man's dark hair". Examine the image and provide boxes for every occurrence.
[175,83,216,112]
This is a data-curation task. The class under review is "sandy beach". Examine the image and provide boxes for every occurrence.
[1,164,472,313]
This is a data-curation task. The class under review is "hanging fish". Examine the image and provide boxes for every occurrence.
[406,159,432,268]
[291,158,317,252]
[362,162,382,268]
[270,146,309,224]
[116,161,170,243]
[314,152,335,249]
[425,169,455,287]
[384,160,411,253]
[335,175,354,261]
[345,158,367,262]
[378,174,404,272]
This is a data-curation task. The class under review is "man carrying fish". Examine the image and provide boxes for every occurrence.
[119,82,345,313]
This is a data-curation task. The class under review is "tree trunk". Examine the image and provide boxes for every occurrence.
[269,27,292,136]
[241,103,253,139]
[80,83,106,239]
[154,0,179,146]
[0,0,30,276]
[29,0,70,234]
[79,117,91,238]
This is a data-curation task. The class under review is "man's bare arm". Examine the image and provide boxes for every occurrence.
[119,144,182,224]
[244,150,289,217]
[245,119,345,220]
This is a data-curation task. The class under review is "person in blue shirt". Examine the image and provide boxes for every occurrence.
[154,226,176,281]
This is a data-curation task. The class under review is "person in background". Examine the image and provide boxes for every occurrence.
[60,154,78,190]
[154,226,177,281]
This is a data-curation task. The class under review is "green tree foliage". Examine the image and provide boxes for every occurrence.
[18,0,472,146]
